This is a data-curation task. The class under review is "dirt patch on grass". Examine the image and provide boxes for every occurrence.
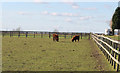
[89,40,104,71]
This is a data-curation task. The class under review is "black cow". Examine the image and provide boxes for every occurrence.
[72,35,79,42]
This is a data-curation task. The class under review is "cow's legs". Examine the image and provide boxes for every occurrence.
[53,38,55,41]
[56,39,59,42]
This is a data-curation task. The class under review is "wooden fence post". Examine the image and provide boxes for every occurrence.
[12,32,13,37]
[111,43,115,66]
[41,32,43,38]
[106,39,108,59]
[65,33,66,39]
[49,32,51,38]
[117,44,120,72]
[2,32,4,37]
[11,31,14,37]
[108,40,111,62]
[91,33,93,39]
[10,31,11,37]
[26,32,28,38]
[34,32,35,38]
[114,43,117,69]
[109,41,112,63]
[36,32,37,38]
[81,33,82,39]
[88,33,90,40]
[18,31,20,38]
[99,36,101,49]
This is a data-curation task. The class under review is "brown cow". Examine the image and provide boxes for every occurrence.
[53,34,59,42]
[72,35,79,42]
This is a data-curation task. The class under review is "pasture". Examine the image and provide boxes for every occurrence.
[105,35,120,41]
[2,37,114,71]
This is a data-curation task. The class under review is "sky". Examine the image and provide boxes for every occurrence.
[1,1,119,33]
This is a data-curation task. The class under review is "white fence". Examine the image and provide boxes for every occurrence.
[92,33,120,71]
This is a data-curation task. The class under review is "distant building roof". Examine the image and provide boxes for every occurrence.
[114,29,120,35]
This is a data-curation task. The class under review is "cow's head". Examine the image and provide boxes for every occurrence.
[72,37,74,42]
[72,39,74,42]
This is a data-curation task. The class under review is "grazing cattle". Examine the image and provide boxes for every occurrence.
[53,34,59,42]
[72,35,79,42]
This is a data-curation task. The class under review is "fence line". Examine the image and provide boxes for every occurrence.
[92,33,120,72]
[1,31,91,40]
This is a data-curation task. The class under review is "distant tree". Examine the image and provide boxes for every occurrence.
[16,27,21,31]
[53,29,59,32]
[12,29,15,31]
[112,7,120,34]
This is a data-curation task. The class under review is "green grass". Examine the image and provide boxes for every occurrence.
[105,35,120,41]
[2,37,114,71]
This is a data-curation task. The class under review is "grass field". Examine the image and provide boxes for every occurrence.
[2,37,114,71]
[105,35,120,41]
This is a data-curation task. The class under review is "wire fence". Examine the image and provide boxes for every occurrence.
[1,31,91,40]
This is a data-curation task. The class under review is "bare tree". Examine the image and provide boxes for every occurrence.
[109,20,112,30]
[16,27,21,31]
[53,29,59,32]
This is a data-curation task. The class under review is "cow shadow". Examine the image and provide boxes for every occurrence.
[59,41,72,43]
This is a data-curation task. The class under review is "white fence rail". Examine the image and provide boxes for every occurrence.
[92,33,120,72]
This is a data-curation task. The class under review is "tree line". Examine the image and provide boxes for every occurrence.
[111,7,120,34]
